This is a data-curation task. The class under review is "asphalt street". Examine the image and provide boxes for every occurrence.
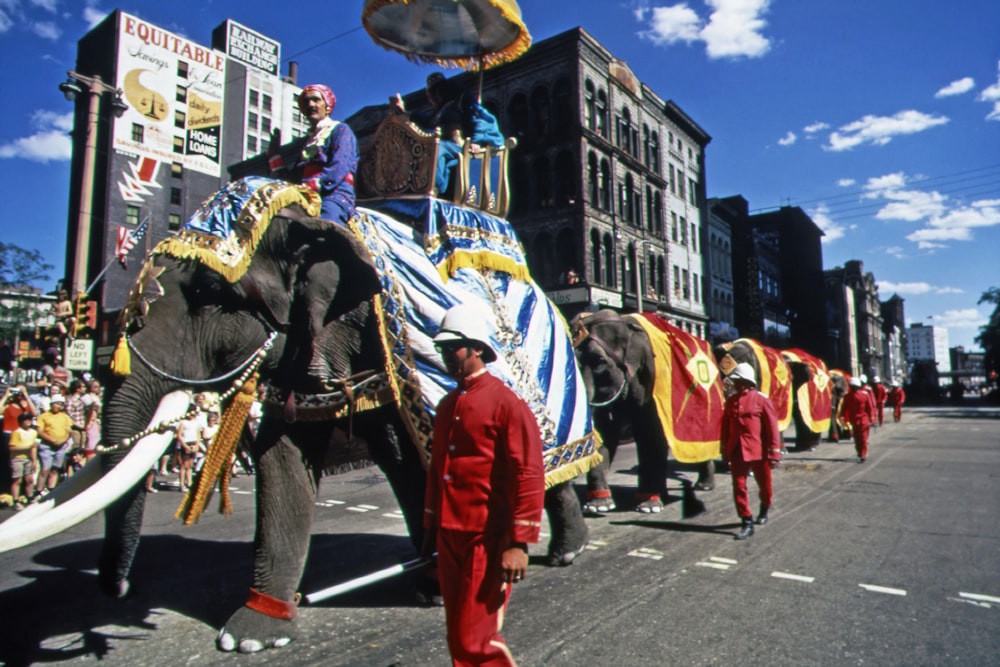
[1,404,998,666]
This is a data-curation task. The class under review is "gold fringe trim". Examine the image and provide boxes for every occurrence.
[153,182,321,283]
[361,0,531,72]
[110,333,131,377]
[176,376,258,525]
[544,450,603,489]
[437,249,532,283]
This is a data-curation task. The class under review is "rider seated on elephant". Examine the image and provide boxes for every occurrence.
[268,84,358,225]
[391,72,505,196]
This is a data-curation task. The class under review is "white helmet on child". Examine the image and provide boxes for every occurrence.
[433,303,498,363]
[728,362,756,386]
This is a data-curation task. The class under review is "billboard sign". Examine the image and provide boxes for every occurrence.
[221,20,280,76]
[114,12,226,177]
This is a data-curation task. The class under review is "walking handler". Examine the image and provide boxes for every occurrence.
[423,304,545,666]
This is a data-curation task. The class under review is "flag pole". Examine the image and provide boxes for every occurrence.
[84,257,119,295]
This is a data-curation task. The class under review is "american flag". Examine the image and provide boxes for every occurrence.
[116,216,149,268]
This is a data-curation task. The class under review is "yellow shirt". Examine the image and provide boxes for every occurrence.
[9,427,38,459]
[37,411,73,447]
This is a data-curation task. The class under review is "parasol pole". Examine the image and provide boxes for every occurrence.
[477,52,485,102]
[303,555,434,604]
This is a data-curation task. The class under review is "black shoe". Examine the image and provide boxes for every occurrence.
[735,518,755,540]
[756,510,769,526]
[858,457,865,463]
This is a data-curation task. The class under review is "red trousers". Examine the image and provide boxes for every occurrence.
[851,422,870,458]
[728,457,772,519]
[876,405,885,426]
[437,528,516,666]
[893,405,902,422]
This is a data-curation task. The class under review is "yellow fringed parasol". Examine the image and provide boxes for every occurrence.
[362,0,531,95]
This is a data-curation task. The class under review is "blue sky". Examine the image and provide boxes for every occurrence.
[1,0,998,350]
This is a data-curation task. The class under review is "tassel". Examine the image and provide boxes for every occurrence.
[110,334,131,376]
[176,375,257,525]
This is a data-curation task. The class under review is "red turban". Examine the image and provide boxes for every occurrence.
[299,84,336,114]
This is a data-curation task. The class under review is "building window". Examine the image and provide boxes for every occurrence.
[249,89,259,107]
[176,85,187,103]
[688,178,698,205]
[247,135,258,154]
[650,132,660,174]
[693,273,699,302]
[171,162,183,178]
[596,89,608,138]
[587,152,599,207]
[678,175,686,201]
[170,187,182,205]
[683,269,690,299]
[177,61,188,79]
[131,123,144,143]
[668,164,676,194]
[691,223,697,252]
[168,213,181,230]
[248,111,258,130]
[174,110,185,129]
[261,116,272,135]
[680,217,688,245]
[584,80,596,131]
[262,94,272,113]
[125,205,140,226]
[599,159,611,211]
[172,136,184,154]
[673,265,681,296]
[671,212,679,242]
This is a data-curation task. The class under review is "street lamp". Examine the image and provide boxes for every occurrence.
[59,70,128,298]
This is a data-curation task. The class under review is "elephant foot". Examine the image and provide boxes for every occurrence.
[635,498,664,514]
[217,603,297,653]
[546,543,587,567]
[693,481,714,491]
[582,490,616,515]
[415,575,444,607]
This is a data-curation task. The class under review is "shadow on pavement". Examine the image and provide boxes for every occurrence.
[0,532,420,667]
[609,518,741,538]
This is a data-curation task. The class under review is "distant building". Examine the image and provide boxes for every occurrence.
[907,322,951,384]
[704,196,741,343]
[62,11,306,349]
[949,346,986,392]
[824,260,885,377]
[880,293,907,385]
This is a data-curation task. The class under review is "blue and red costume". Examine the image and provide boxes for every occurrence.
[425,371,544,666]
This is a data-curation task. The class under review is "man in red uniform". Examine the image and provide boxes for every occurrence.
[872,376,888,426]
[719,363,782,540]
[424,304,545,666]
[887,380,906,422]
[842,377,877,462]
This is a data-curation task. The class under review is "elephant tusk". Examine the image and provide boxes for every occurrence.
[0,390,193,554]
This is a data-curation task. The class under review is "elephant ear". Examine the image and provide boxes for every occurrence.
[286,216,381,301]
[622,317,656,403]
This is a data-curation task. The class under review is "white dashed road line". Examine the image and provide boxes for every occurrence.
[959,591,1000,605]
[696,561,731,570]
[859,583,907,596]
[710,556,737,564]
[628,547,664,560]
[771,571,815,583]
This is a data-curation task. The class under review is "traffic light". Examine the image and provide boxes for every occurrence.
[84,300,98,329]
[74,292,88,336]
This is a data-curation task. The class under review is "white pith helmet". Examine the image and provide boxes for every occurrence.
[728,362,756,386]
[849,377,862,388]
[433,303,498,363]
[859,374,868,384]
[873,375,881,383]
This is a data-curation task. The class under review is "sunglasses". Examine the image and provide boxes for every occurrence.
[434,340,469,354]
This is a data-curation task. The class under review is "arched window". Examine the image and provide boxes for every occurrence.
[623,173,635,223]
[529,231,552,285]
[590,228,601,284]
[657,256,667,297]
[584,80,596,131]
[596,89,608,138]
[553,78,573,138]
[643,124,651,167]
[653,191,663,234]
[617,107,632,154]
[555,150,576,206]
[603,233,615,286]
[510,157,529,215]
[650,131,660,173]
[535,155,551,208]
[599,158,612,211]
[508,94,529,140]
[531,86,551,139]
[646,249,656,298]
[555,227,577,280]
[587,152,599,207]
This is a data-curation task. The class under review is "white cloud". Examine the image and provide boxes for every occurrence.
[777,131,796,146]
[884,246,905,259]
[30,0,56,11]
[804,121,829,134]
[837,178,856,187]
[638,0,772,60]
[824,110,949,151]
[934,77,975,98]
[30,18,58,39]
[83,4,108,29]
[932,308,987,330]
[979,60,1000,121]
[0,109,72,163]
[861,172,947,222]
[808,203,848,243]
[877,281,963,296]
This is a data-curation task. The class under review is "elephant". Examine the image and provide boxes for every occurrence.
[827,369,851,442]
[0,178,594,654]
[570,310,721,515]
[780,349,833,451]
[715,338,794,439]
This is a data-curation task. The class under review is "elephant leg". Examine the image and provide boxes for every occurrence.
[362,410,426,552]
[582,443,617,514]
[694,459,715,491]
[98,479,145,599]
[218,422,324,654]
[633,409,668,513]
[543,481,589,566]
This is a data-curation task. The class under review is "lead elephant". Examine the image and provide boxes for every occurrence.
[570,310,723,514]
[0,178,595,654]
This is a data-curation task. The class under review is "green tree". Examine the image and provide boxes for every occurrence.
[976,287,1000,389]
[0,242,55,343]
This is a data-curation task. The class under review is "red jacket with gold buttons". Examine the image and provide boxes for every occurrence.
[720,387,782,463]
[424,371,545,544]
